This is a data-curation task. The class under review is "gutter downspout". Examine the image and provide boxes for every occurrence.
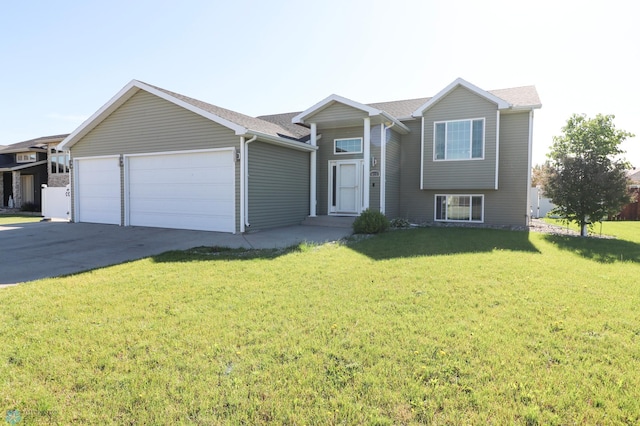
[526,110,534,227]
[380,121,395,215]
[363,117,371,211]
[310,123,317,217]
[241,135,257,233]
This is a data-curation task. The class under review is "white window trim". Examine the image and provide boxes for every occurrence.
[49,149,70,175]
[434,194,485,223]
[433,118,485,161]
[16,152,37,163]
[334,137,363,155]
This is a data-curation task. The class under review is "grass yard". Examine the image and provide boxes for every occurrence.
[0,214,42,225]
[1,224,640,424]
[544,217,640,241]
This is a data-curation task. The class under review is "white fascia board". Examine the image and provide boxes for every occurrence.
[292,94,381,124]
[135,81,248,135]
[246,131,318,152]
[58,80,249,151]
[58,80,143,151]
[412,78,512,117]
[379,111,410,134]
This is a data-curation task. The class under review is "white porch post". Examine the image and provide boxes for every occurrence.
[380,125,386,214]
[240,136,245,233]
[310,123,317,217]
[363,117,371,211]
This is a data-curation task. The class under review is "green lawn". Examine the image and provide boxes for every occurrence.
[0,214,42,225]
[1,224,640,424]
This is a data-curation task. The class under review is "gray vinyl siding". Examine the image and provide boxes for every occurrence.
[398,112,531,227]
[247,141,310,230]
[369,124,381,212]
[489,112,531,225]
[70,90,241,232]
[316,126,364,215]
[385,128,401,218]
[399,120,428,221]
[309,103,368,123]
[422,86,497,190]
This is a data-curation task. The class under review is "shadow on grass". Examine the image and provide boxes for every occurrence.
[150,227,540,264]
[542,234,640,264]
[347,227,540,260]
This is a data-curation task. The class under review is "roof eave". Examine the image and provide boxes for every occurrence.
[245,131,317,152]
[0,160,47,172]
[411,77,511,117]
[380,112,410,134]
[58,80,250,151]
[292,94,381,124]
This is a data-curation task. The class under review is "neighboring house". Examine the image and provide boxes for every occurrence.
[0,135,70,209]
[614,169,640,220]
[530,186,555,218]
[57,78,541,233]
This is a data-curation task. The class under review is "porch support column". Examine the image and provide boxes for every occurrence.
[363,117,371,210]
[380,125,386,215]
[309,122,317,217]
[12,171,21,208]
[0,173,4,207]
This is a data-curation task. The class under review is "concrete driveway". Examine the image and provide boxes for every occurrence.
[0,221,352,285]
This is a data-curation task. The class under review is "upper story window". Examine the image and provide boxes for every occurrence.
[49,147,69,174]
[334,138,363,154]
[434,118,484,161]
[16,152,37,163]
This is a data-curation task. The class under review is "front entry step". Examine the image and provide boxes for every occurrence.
[302,215,356,228]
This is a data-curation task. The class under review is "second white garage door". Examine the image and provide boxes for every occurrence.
[126,149,235,232]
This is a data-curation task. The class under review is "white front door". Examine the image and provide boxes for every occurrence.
[329,160,361,215]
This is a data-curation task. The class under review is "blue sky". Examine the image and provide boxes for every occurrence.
[1,0,638,167]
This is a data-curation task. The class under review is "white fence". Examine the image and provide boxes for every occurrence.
[41,184,71,220]
[530,186,555,218]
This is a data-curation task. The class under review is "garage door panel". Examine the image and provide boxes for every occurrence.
[76,157,121,225]
[129,167,234,185]
[127,150,235,232]
[129,183,233,199]
[130,198,234,214]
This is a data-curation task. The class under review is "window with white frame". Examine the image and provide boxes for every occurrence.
[49,147,70,174]
[16,152,37,163]
[334,138,363,154]
[435,195,484,222]
[434,118,484,160]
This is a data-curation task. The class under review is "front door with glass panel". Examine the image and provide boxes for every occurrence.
[329,160,361,215]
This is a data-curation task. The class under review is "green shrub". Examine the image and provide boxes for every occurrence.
[353,209,389,234]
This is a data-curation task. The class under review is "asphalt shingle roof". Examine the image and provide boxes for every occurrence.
[145,83,541,142]
[0,134,69,153]
[147,84,305,140]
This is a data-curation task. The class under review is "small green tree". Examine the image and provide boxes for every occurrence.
[544,114,633,236]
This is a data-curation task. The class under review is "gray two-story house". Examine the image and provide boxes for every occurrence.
[58,78,541,233]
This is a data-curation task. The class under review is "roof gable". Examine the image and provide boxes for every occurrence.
[58,81,309,151]
[412,78,512,117]
[292,94,381,124]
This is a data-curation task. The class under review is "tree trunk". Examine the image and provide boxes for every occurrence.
[580,221,588,237]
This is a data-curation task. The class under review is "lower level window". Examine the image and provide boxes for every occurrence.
[435,195,483,222]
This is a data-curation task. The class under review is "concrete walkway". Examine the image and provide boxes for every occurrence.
[0,221,353,286]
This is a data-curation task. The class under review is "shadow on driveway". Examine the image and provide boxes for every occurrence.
[0,222,352,285]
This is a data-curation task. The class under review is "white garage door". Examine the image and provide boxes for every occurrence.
[76,157,121,225]
[127,150,235,232]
